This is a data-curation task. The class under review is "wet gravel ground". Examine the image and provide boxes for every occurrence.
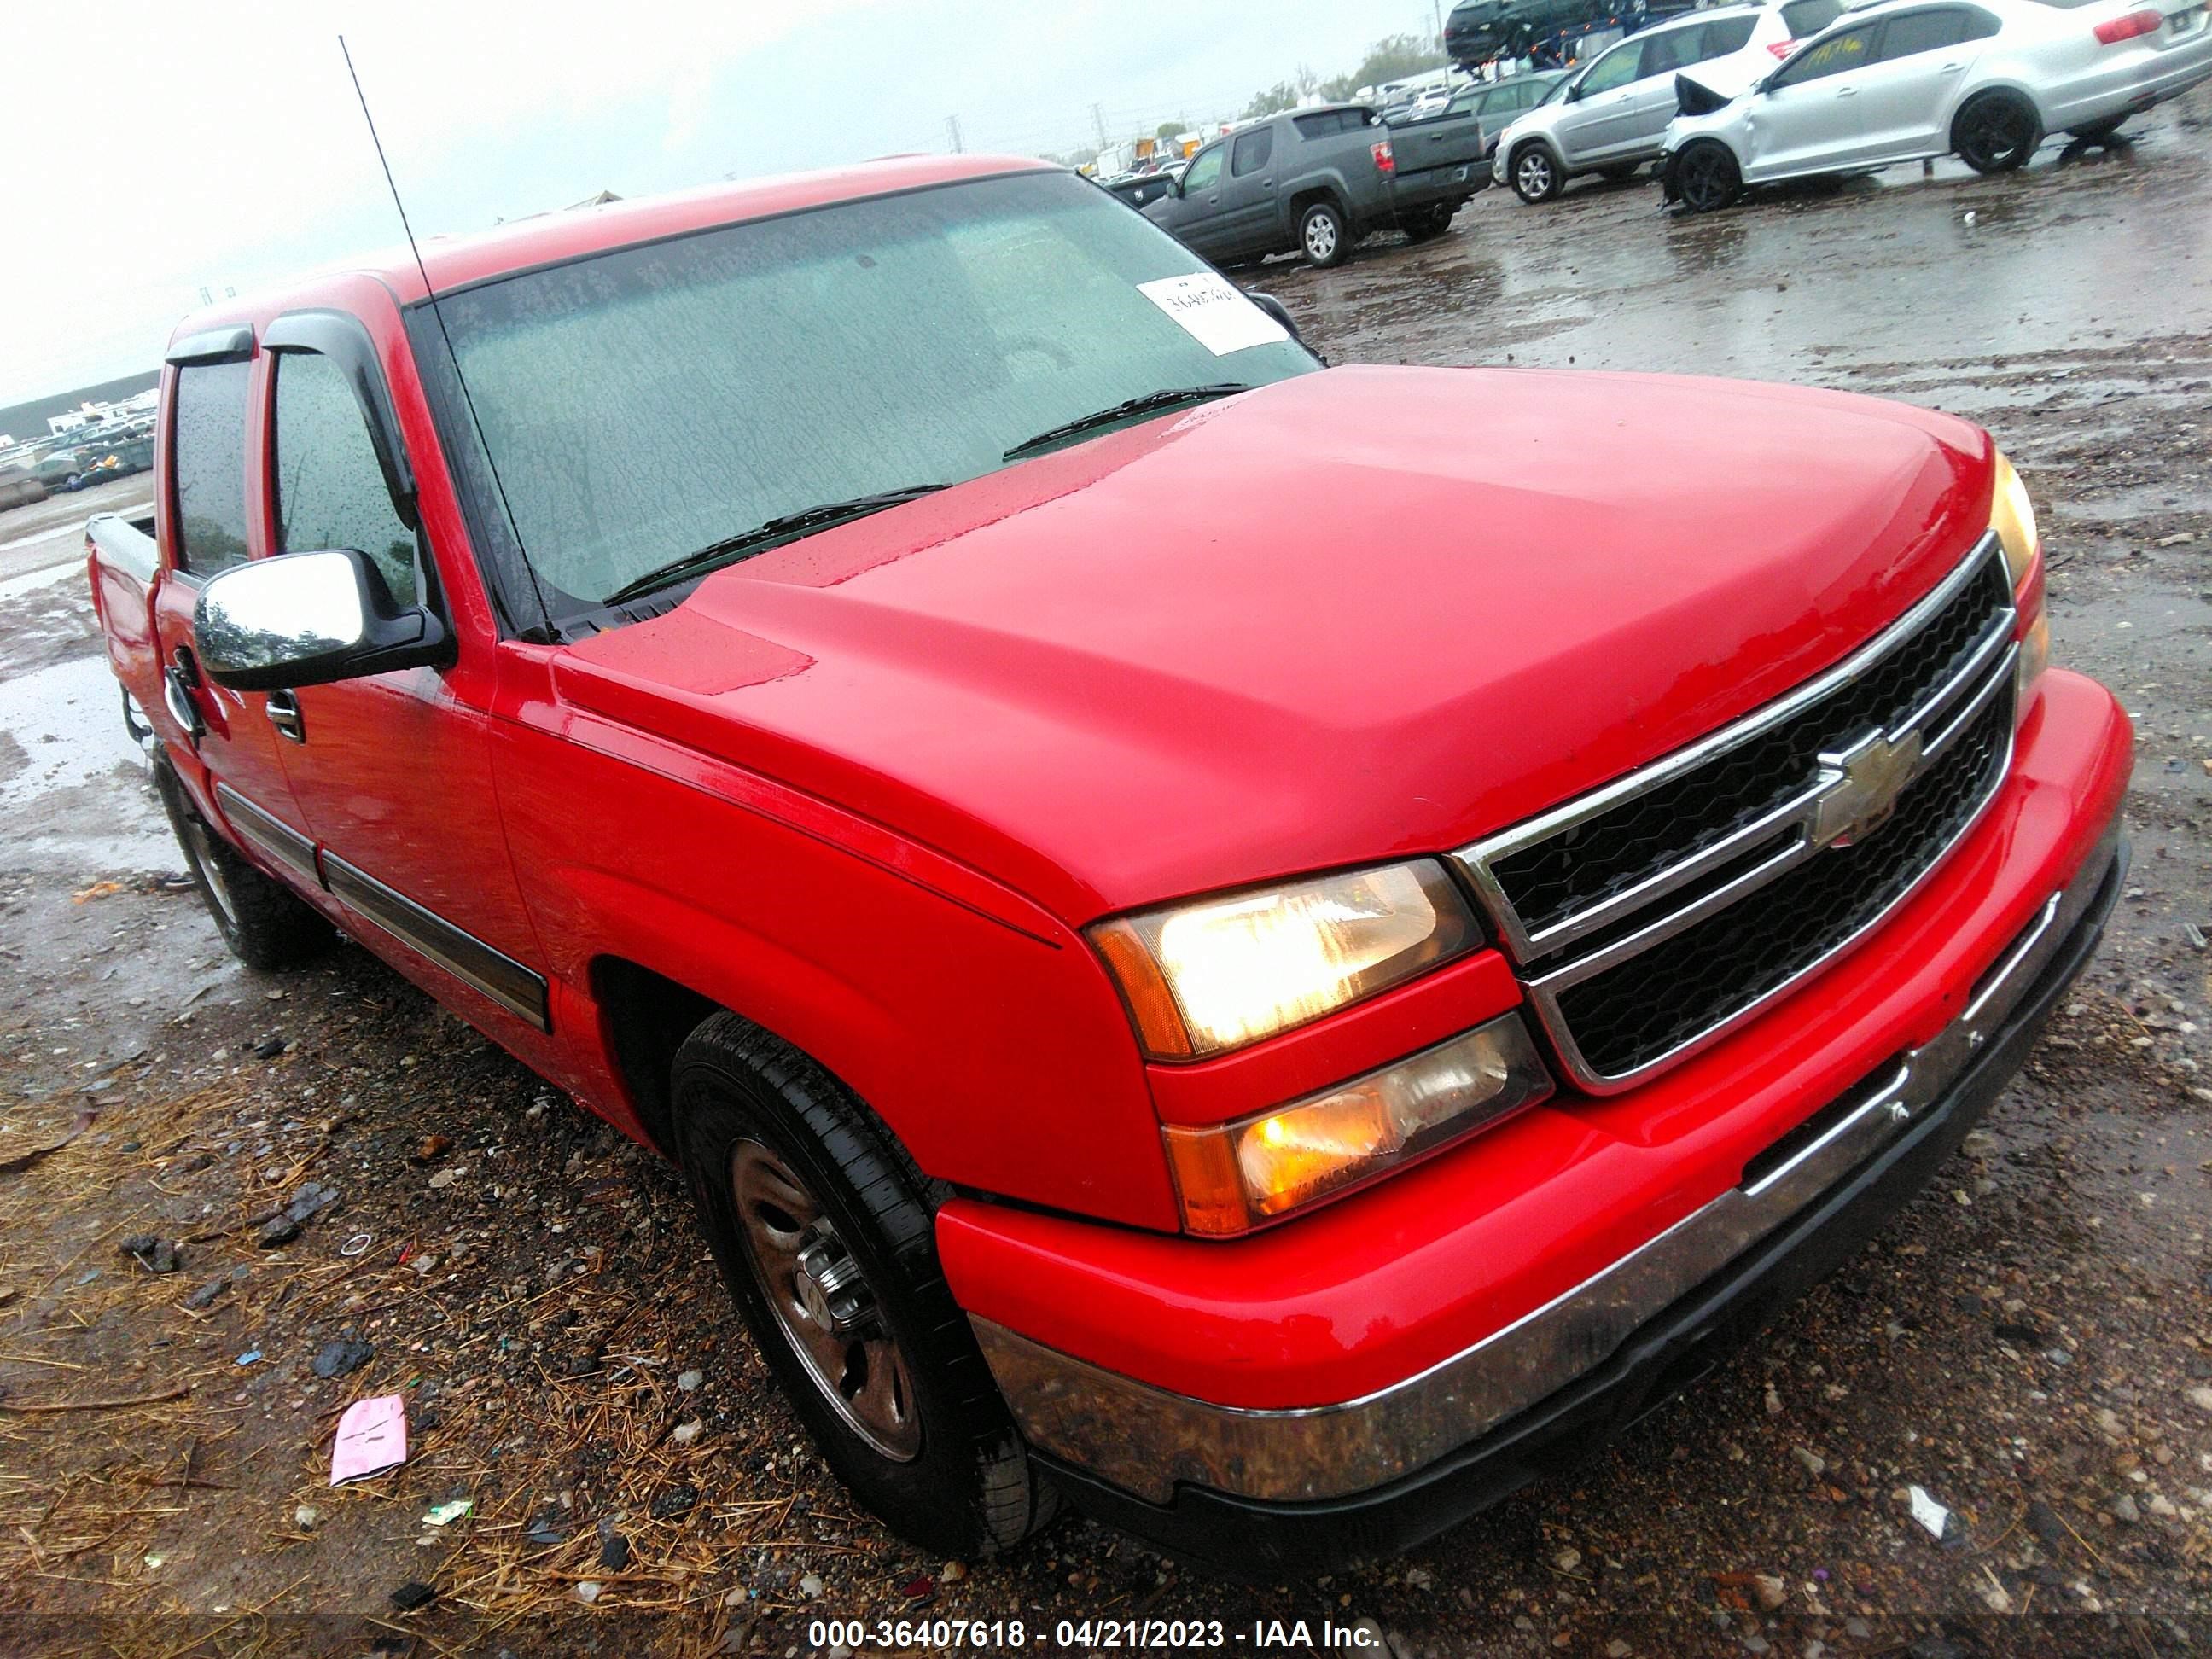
[3,94,2211,1657]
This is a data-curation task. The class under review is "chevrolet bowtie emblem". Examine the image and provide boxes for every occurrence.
[1811,729,1923,850]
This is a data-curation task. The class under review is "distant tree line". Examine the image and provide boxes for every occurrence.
[1053,31,1448,171]
[1239,33,1449,119]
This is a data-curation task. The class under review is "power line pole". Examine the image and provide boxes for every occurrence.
[946,114,963,153]
[1091,102,1109,148]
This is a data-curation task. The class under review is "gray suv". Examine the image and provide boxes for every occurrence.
[1491,2,1837,201]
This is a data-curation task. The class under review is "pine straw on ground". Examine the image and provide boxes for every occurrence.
[0,992,953,1654]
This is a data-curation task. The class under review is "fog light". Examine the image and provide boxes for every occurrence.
[1162,1014,1553,1235]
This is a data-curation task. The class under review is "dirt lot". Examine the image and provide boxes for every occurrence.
[3,96,2210,1659]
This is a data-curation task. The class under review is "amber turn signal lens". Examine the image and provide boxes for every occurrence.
[1162,1014,1553,1235]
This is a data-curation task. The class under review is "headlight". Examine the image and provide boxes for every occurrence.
[1161,1015,1554,1233]
[1090,860,1479,1060]
[1991,451,2038,586]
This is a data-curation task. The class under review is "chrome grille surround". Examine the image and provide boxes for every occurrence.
[1453,534,2019,1094]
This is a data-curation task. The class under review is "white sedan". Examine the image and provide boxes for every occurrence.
[1660,0,2212,210]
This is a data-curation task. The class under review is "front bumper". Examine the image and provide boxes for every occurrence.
[989,825,2125,1571]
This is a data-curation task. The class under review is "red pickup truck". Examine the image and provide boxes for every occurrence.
[86,154,2129,1572]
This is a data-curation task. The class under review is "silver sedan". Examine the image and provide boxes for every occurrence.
[1660,0,2212,210]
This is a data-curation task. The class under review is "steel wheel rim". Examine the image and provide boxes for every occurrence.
[187,816,239,928]
[1305,212,1338,259]
[1516,152,1551,196]
[729,1140,922,1461]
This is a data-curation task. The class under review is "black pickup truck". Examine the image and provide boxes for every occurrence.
[1142,103,1487,267]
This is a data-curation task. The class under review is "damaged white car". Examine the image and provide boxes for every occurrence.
[1660,0,2212,211]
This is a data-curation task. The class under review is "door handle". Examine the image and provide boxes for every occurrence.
[1837,85,1859,96]
[265,690,306,744]
[1941,62,1965,72]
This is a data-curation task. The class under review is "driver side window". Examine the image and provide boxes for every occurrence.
[1771,23,1877,87]
[1578,41,1644,94]
[1183,144,1224,194]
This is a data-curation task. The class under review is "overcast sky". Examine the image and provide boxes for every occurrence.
[0,0,1439,406]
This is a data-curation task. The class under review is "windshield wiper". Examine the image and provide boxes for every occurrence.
[604,484,952,605]
[1002,384,1251,462]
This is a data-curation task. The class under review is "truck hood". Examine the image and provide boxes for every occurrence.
[554,365,1994,924]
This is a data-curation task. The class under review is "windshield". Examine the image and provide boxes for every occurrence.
[431,170,1315,611]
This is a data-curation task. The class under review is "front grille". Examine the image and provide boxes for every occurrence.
[1454,534,2018,1091]
[1551,691,2012,1080]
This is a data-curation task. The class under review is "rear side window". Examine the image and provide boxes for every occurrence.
[1699,15,1758,55]
[1293,109,1364,137]
[1640,26,1704,73]
[1780,0,1844,33]
[1877,8,1971,55]
[170,360,252,576]
[1231,127,1275,177]
[272,352,419,608]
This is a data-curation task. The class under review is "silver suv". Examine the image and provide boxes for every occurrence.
[1492,0,1842,201]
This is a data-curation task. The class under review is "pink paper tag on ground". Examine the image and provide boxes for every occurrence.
[329,1394,407,1484]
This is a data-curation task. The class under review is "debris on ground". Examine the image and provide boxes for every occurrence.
[329,1393,408,1483]
[117,1232,183,1274]
[310,1337,374,1378]
[1907,1486,1951,1540]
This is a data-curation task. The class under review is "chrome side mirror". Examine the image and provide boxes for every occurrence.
[195,549,450,691]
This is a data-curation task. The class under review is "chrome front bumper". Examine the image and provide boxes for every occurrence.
[973,825,2119,1506]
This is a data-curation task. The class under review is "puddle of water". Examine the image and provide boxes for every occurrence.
[0,653,168,865]
[0,559,85,604]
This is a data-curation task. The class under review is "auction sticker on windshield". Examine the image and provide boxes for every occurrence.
[1138,272,1291,355]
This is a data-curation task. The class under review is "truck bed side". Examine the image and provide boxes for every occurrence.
[85,510,163,734]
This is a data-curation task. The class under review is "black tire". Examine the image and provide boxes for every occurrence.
[1297,199,1350,267]
[670,1013,1057,1557]
[1511,143,1563,204]
[1401,203,1457,242]
[153,760,328,972]
[1953,90,2040,173]
[1674,141,1742,214]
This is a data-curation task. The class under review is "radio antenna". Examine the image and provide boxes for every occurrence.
[338,35,553,639]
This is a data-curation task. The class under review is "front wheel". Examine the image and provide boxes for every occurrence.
[153,760,328,971]
[1511,143,1562,204]
[1298,199,1350,266]
[1953,91,2040,173]
[671,1014,1056,1557]
[1674,142,1742,214]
